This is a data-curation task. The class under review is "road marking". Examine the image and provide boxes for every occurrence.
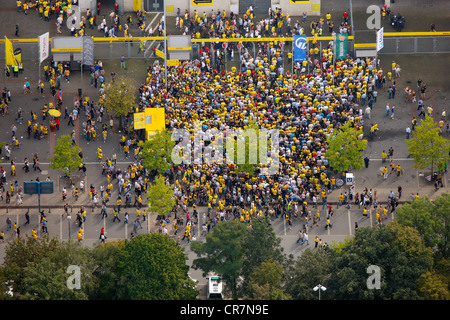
[348,210,352,236]
[369,210,373,227]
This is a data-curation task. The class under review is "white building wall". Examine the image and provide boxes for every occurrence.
[78,0,321,17]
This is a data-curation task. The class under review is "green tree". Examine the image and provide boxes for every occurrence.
[0,236,96,300]
[115,233,198,300]
[327,221,433,300]
[90,240,126,300]
[146,175,176,219]
[284,248,333,300]
[235,119,261,176]
[191,220,247,299]
[395,193,450,259]
[138,129,175,173]
[417,270,450,300]
[102,76,137,130]
[246,260,291,300]
[240,217,287,296]
[325,121,367,172]
[406,115,450,174]
[49,134,83,178]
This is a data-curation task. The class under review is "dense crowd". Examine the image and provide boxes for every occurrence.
[4,4,442,245]
[132,32,384,235]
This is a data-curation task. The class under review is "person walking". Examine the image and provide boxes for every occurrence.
[120,56,125,68]
[6,217,12,231]
[68,113,75,126]
[112,208,121,222]
[364,157,369,168]
[303,232,309,245]
[25,210,30,225]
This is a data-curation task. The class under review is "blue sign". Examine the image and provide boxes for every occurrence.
[293,35,307,62]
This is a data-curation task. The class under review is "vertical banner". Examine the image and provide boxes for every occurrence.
[376,27,384,51]
[14,48,22,66]
[82,36,94,66]
[335,33,348,59]
[293,35,307,62]
[39,32,49,63]
[133,0,141,11]
[5,37,18,66]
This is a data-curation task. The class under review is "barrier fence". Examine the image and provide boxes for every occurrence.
[1,33,450,69]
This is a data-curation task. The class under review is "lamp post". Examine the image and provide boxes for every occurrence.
[67,215,72,240]
[313,284,327,300]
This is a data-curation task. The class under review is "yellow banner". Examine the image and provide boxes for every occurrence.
[14,48,21,66]
[133,0,141,11]
[51,48,82,52]
[155,49,165,59]
[5,37,18,66]
[167,46,192,51]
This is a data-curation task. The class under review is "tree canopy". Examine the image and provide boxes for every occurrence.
[406,115,450,173]
[102,76,138,127]
[116,233,198,300]
[146,175,176,218]
[325,121,367,172]
[49,134,83,177]
[138,129,175,174]
[395,193,450,259]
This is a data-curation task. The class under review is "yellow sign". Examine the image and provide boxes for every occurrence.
[134,113,146,130]
[192,0,212,6]
[134,108,166,139]
[290,0,310,3]
[167,60,181,66]
[51,48,82,52]
[353,43,377,48]
[155,49,165,59]
[167,46,192,51]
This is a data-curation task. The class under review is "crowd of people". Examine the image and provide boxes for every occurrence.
[2,5,446,246]
[132,24,390,241]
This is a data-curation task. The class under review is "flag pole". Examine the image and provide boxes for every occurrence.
[164,0,167,89]
[38,36,41,85]
[4,36,7,88]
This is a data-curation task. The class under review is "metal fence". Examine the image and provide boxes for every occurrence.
[379,36,450,54]
[1,36,449,64]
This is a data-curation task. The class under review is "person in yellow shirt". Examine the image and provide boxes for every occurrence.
[382,166,388,179]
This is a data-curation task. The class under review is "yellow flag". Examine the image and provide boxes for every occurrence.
[5,37,18,66]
